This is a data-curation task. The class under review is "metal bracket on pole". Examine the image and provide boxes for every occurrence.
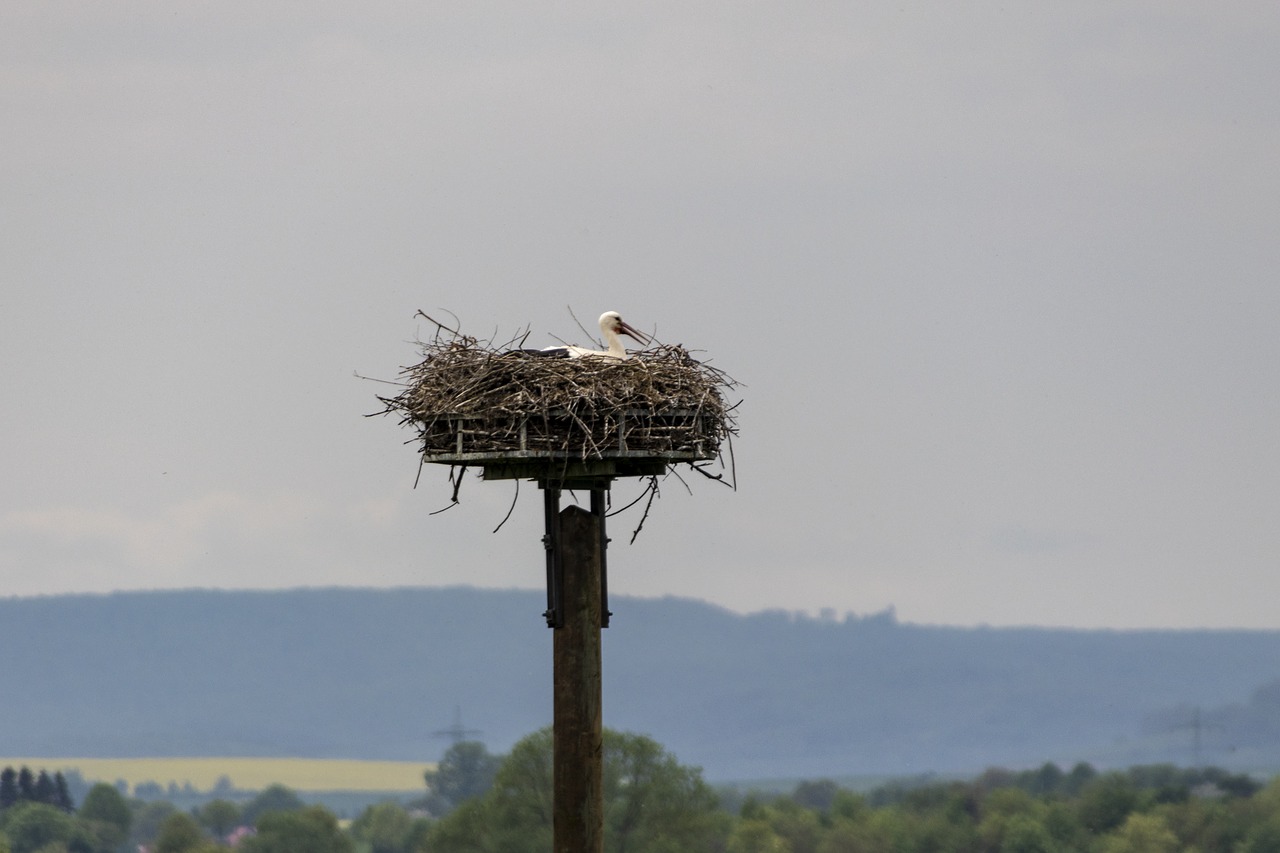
[542,482,612,630]
[591,489,611,629]
[542,485,563,629]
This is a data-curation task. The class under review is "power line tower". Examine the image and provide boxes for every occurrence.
[1168,706,1222,767]
[432,706,483,746]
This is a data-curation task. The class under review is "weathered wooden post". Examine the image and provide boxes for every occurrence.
[553,502,604,851]
[377,316,736,852]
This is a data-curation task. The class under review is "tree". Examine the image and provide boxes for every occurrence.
[480,730,553,853]
[829,791,869,824]
[816,817,870,853]
[404,814,433,853]
[134,781,165,799]
[240,784,305,826]
[0,802,84,853]
[1244,815,1280,853]
[78,783,132,852]
[195,798,242,841]
[52,773,73,812]
[1042,801,1088,851]
[793,780,841,813]
[239,805,353,853]
[1024,763,1066,797]
[424,741,501,814]
[32,773,55,808]
[350,802,416,853]
[758,798,822,853]
[601,729,727,852]
[977,788,1045,851]
[16,769,34,804]
[999,814,1058,853]
[1078,773,1141,834]
[0,768,18,810]
[727,818,789,853]
[1063,763,1098,796]
[153,812,213,853]
[428,727,728,853]
[1101,812,1178,853]
[423,798,493,853]
[128,800,178,852]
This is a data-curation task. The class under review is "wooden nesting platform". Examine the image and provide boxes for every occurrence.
[377,332,736,488]
[421,407,718,484]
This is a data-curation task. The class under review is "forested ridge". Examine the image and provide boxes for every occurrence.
[3,587,1280,778]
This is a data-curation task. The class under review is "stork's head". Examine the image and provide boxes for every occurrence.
[599,311,649,344]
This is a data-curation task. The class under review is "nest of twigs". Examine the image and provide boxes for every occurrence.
[376,315,739,476]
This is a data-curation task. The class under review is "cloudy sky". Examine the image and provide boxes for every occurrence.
[3,3,1277,629]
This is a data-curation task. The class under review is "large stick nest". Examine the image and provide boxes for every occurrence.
[376,314,740,473]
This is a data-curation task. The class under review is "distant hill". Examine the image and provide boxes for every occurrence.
[2,587,1279,780]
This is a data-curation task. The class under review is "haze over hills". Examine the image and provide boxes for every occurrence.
[3,587,1278,781]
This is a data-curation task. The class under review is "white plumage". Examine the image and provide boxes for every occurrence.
[540,311,649,360]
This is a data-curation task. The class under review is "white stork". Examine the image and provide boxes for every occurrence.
[535,311,649,360]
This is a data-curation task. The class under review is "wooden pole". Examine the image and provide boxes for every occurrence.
[553,504,604,853]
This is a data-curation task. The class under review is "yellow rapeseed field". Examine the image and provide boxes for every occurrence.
[0,758,434,792]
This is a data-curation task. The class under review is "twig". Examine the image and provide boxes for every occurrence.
[690,463,728,484]
[668,465,693,497]
[355,371,409,388]
[567,305,599,347]
[606,479,658,517]
[493,478,520,533]
[727,433,737,491]
[454,465,467,498]
[628,477,660,544]
[416,310,462,337]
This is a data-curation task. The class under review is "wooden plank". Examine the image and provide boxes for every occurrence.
[476,459,667,483]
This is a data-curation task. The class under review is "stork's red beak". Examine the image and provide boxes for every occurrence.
[618,320,649,344]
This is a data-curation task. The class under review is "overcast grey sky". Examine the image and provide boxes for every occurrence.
[3,3,1278,629]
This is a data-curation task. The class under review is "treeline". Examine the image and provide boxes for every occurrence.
[0,776,361,853]
[419,740,1280,853]
[723,763,1274,853]
[0,767,74,812]
[3,742,1280,853]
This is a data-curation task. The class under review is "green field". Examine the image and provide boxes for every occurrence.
[0,758,434,793]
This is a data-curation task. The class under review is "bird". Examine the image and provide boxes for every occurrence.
[527,311,649,360]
